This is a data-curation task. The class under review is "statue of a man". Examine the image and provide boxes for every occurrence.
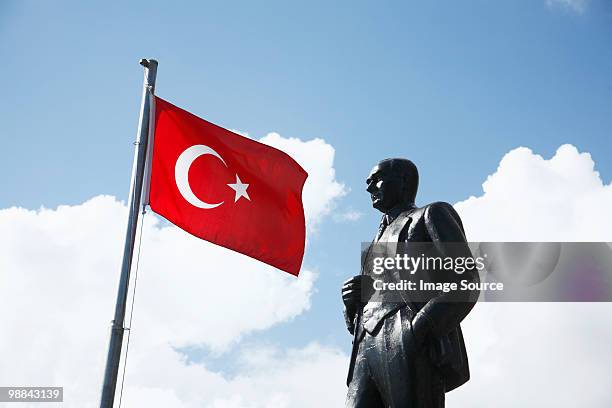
[342,158,479,407]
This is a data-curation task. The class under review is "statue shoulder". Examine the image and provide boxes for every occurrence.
[421,201,465,233]
[423,201,457,215]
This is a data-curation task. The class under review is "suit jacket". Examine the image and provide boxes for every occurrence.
[346,202,479,391]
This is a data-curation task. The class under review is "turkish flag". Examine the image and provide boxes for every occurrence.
[148,97,308,276]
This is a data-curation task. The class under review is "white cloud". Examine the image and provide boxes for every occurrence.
[132,211,316,351]
[333,209,363,223]
[546,0,589,13]
[449,303,612,408]
[122,342,347,408]
[0,196,317,406]
[3,142,612,407]
[0,133,348,407]
[451,144,612,407]
[455,144,612,241]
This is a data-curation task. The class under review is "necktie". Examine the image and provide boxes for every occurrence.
[375,215,390,241]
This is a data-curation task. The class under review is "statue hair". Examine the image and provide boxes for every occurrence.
[378,158,419,203]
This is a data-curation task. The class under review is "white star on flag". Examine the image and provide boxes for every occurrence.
[227,174,251,202]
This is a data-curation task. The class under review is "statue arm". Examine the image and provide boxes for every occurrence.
[411,202,480,340]
[343,307,356,334]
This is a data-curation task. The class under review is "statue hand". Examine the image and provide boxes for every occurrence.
[341,275,373,314]
[411,312,433,350]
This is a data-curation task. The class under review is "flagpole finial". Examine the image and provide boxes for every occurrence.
[139,58,156,68]
[139,59,158,92]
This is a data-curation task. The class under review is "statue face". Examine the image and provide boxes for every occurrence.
[366,162,403,213]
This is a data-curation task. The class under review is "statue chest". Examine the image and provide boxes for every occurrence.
[378,209,429,243]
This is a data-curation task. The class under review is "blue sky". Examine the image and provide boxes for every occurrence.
[2,0,611,210]
[2,1,612,405]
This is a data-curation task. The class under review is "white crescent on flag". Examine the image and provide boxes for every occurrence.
[174,144,227,209]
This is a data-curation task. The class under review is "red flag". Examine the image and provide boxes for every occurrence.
[148,97,308,276]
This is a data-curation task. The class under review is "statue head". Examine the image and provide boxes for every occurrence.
[366,158,419,213]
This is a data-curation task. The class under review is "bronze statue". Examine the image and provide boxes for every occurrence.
[342,158,479,407]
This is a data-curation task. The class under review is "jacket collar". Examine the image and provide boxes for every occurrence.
[383,203,416,225]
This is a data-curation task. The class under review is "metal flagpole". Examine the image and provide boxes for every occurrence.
[99,58,158,408]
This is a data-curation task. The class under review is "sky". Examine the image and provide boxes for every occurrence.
[1,0,612,407]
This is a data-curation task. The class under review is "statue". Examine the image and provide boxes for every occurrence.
[342,158,479,407]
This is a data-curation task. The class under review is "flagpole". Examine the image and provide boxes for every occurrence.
[99,58,158,408]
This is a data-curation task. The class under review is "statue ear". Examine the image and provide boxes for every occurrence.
[397,177,408,199]
[400,174,416,202]
[401,174,411,192]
